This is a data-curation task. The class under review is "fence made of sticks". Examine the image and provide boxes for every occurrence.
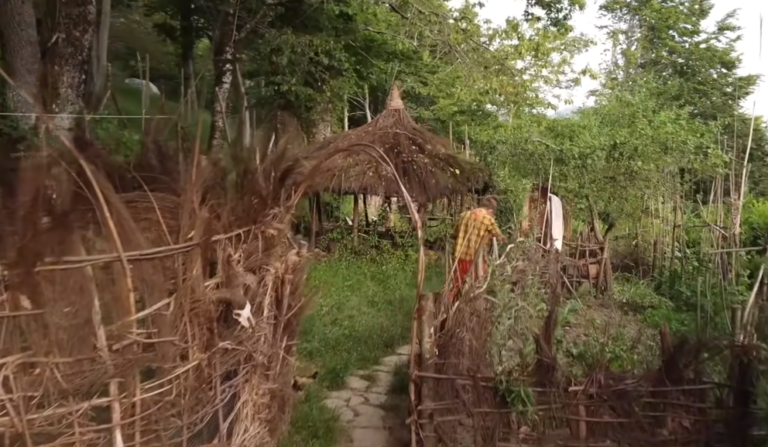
[0,139,314,447]
[409,248,761,447]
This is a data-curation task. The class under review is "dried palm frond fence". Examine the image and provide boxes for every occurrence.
[410,247,761,447]
[0,133,428,447]
[0,138,313,447]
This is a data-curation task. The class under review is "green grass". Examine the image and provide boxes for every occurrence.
[299,253,444,389]
[279,386,341,447]
[282,253,442,447]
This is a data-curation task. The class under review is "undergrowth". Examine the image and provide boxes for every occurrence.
[90,84,213,157]
[285,233,442,447]
[300,241,444,389]
[279,386,341,447]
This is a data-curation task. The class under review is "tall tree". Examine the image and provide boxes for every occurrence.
[0,0,44,130]
[0,0,97,135]
[599,0,757,121]
[41,0,97,133]
[145,0,210,102]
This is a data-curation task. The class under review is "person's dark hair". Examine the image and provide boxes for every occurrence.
[479,195,499,211]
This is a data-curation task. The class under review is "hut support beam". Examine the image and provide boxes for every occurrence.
[353,194,360,247]
[309,194,318,250]
[317,194,324,237]
[387,198,397,229]
[363,195,370,227]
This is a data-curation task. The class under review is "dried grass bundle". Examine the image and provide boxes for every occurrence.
[305,85,491,203]
[431,284,502,447]
[0,119,429,447]
[0,133,312,447]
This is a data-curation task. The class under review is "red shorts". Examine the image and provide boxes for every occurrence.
[449,259,487,301]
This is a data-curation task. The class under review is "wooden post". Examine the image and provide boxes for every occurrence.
[445,238,452,289]
[317,194,324,237]
[651,238,660,277]
[418,293,437,447]
[732,304,743,341]
[363,194,370,226]
[414,203,425,233]
[387,198,397,229]
[578,404,587,441]
[464,125,470,157]
[309,195,317,250]
[353,194,360,247]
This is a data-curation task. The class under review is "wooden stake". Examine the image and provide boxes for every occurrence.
[309,195,317,250]
[353,194,360,247]
[418,293,437,447]
[463,125,470,157]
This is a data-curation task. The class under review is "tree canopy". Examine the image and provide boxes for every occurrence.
[0,0,765,219]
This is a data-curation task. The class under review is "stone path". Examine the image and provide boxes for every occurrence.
[323,345,412,447]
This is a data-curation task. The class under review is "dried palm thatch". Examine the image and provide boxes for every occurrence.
[0,137,311,447]
[304,85,491,203]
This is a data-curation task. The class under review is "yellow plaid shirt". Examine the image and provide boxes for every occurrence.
[453,208,504,261]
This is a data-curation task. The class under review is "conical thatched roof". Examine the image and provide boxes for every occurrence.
[305,86,491,203]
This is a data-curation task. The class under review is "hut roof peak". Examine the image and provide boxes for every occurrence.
[387,85,404,110]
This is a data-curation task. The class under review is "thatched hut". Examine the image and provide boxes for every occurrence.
[303,85,491,245]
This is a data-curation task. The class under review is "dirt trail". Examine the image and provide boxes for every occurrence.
[323,345,412,447]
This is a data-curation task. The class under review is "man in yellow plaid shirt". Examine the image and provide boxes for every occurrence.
[450,196,506,300]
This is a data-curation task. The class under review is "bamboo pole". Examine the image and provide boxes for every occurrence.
[352,195,360,247]
[79,235,125,447]
[418,293,437,447]
[136,53,146,132]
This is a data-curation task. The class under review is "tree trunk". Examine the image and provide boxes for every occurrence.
[208,0,238,157]
[42,0,97,135]
[307,100,333,249]
[0,0,43,129]
[308,100,333,143]
[87,0,111,112]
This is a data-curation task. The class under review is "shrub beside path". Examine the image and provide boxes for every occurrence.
[323,345,413,447]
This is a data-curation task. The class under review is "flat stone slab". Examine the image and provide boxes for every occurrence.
[350,428,388,447]
[373,364,393,373]
[348,395,365,407]
[337,406,355,423]
[327,389,353,402]
[351,404,386,428]
[320,347,415,447]
[364,392,387,405]
[380,355,406,368]
[346,376,370,391]
[323,398,347,411]
[368,385,389,395]
[372,372,392,388]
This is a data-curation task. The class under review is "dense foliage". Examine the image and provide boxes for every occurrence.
[2,0,767,343]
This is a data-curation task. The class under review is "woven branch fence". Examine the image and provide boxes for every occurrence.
[0,143,312,447]
[410,248,761,447]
